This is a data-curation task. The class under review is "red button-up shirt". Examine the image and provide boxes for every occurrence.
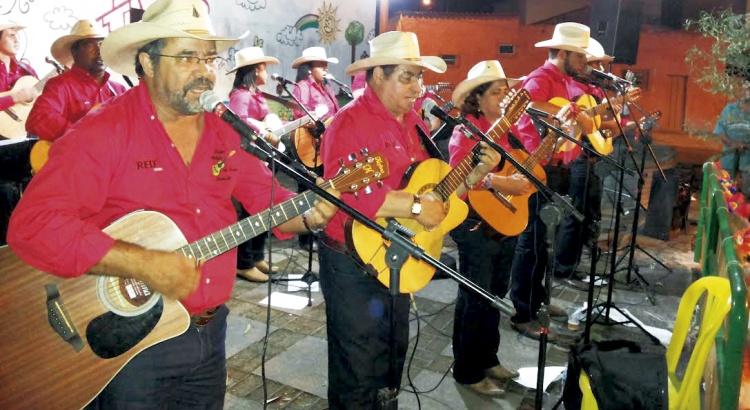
[7,83,295,315]
[320,86,430,243]
[26,65,127,141]
[228,87,269,133]
[511,61,585,155]
[292,76,339,120]
[0,57,37,111]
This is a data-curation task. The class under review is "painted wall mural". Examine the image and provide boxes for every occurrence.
[2,0,375,99]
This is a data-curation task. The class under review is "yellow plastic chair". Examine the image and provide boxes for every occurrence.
[579,276,732,410]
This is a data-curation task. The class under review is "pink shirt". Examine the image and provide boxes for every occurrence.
[511,61,585,155]
[228,87,269,133]
[0,57,37,114]
[292,76,339,120]
[7,83,295,315]
[26,65,127,141]
[448,114,511,169]
[320,86,431,243]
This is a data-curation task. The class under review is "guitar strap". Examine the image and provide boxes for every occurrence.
[415,123,444,161]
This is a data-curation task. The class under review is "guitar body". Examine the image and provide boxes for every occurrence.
[468,148,547,237]
[29,139,52,174]
[292,117,332,168]
[586,129,614,156]
[346,158,468,293]
[0,211,190,410]
[0,76,38,139]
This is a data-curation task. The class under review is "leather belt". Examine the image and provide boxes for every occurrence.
[321,235,349,255]
[191,306,220,327]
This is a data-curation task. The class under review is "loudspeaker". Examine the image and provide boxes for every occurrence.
[590,0,644,65]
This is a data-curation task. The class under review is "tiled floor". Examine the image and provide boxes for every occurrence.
[222,166,700,409]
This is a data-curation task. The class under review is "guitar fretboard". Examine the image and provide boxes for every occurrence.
[33,69,60,93]
[176,186,323,263]
[522,133,558,172]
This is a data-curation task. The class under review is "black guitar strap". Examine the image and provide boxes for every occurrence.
[415,123,445,161]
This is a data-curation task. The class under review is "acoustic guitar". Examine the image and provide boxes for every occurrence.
[588,110,662,155]
[290,105,332,169]
[346,89,529,293]
[0,152,389,410]
[0,58,65,139]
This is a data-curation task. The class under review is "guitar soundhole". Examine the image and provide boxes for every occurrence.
[97,276,160,317]
[86,298,163,359]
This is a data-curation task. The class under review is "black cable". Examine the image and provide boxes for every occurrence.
[261,147,278,409]
[406,295,422,410]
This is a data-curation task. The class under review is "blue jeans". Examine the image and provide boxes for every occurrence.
[450,218,515,384]
[86,305,229,410]
[318,240,409,410]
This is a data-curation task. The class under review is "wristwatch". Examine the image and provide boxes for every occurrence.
[410,194,422,216]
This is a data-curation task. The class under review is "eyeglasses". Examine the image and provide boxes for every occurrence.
[156,54,227,70]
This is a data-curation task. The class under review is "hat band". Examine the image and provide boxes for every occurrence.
[186,29,212,35]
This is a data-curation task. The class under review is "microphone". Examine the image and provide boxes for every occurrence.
[429,104,461,127]
[585,66,633,85]
[324,73,347,87]
[526,107,555,119]
[200,90,264,145]
[271,73,297,86]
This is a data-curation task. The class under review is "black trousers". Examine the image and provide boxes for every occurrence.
[234,203,267,269]
[450,218,516,384]
[318,240,409,410]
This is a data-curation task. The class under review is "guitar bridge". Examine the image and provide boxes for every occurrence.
[489,188,517,213]
[45,284,84,352]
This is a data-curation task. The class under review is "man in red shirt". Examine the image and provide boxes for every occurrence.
[7,0,338,407]
[318,31,501,409]
[26,19,127,142]
[0,21,37,118]
[508,22,595,341]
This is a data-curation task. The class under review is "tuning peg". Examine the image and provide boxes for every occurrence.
[377,181,384,188]
[338,158,345,168]
[353,191,359,199]
[347,153,357,162]
[360,148,369,156]
[364,186,373,195]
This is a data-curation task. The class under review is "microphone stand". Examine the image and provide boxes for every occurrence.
[235,129,516,405]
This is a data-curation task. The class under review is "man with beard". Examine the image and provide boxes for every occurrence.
[26,20,126,142]
[7,0,339,408]
[507,22,595,341]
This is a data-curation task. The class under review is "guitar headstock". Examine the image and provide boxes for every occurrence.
[424,82,453,94]
[331,151,390,195]
[501,89,531,124]
[640,110,661,130]
[45,57,65,74]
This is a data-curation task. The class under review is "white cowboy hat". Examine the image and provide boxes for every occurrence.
[227,47,279,73]
[101,0,247,77]
[291,47,338,69]
[0,22,24,32]
[534,22,590,55]
[451,60,521,106]
[585,38,614,63]
[50,20,106,68]
[345,31,447,76]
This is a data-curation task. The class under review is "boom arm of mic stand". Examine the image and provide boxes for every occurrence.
[235,132,514,315]
[276,81,324,134]
[530,114,633,176]
[625,99,667,182]
[457,115,585,222]
[600,83,644,179]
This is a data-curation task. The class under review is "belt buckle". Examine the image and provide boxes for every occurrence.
[191,306,219,327]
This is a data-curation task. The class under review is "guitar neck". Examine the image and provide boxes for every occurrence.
[176,187,322,262]
[274,116,311,136]
[523,132,558,170]
[34,70,59,93]
[585,94,627,117]
[432,115,515,200]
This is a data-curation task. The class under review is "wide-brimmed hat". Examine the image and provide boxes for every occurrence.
[227,47,279,73]
[50,20,106,67]
[101,0,247,77]
[585,38,614,63]
[0,22,24,32]
[345,31,446,76]
[534,22,590,55]
[291,47,338,69]
[451,60,521,106]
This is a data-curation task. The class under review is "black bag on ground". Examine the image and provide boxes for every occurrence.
[562,340,668,410]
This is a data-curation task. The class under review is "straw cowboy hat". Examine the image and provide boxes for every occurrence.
[345,31,447,76]
[451,60,521,106]
[291,47,338,69]
[0,22,24,32]
[101,0,247,77]
[228,47,279,73]
[50,20,106,67]
[534,22,590,55]
[585,38,615,63]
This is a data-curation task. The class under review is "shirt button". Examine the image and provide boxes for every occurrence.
[150,115,155,120]
[196,208,201,214]
[206,278,211,284]
[410,157,415,162]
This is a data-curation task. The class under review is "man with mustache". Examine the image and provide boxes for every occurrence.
[26,19,126,142]
[7,0,339,407]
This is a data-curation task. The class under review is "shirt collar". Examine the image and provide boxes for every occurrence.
[360,86,420,128]
[69,64,111,83]
[541,60,572,83]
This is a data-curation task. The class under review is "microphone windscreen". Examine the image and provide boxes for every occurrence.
[421,97,437,113]
[199,90,221,112]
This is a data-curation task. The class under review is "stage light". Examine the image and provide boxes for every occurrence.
[422,0,432,6]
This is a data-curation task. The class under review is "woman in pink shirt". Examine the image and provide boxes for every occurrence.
[228,46,281,282]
